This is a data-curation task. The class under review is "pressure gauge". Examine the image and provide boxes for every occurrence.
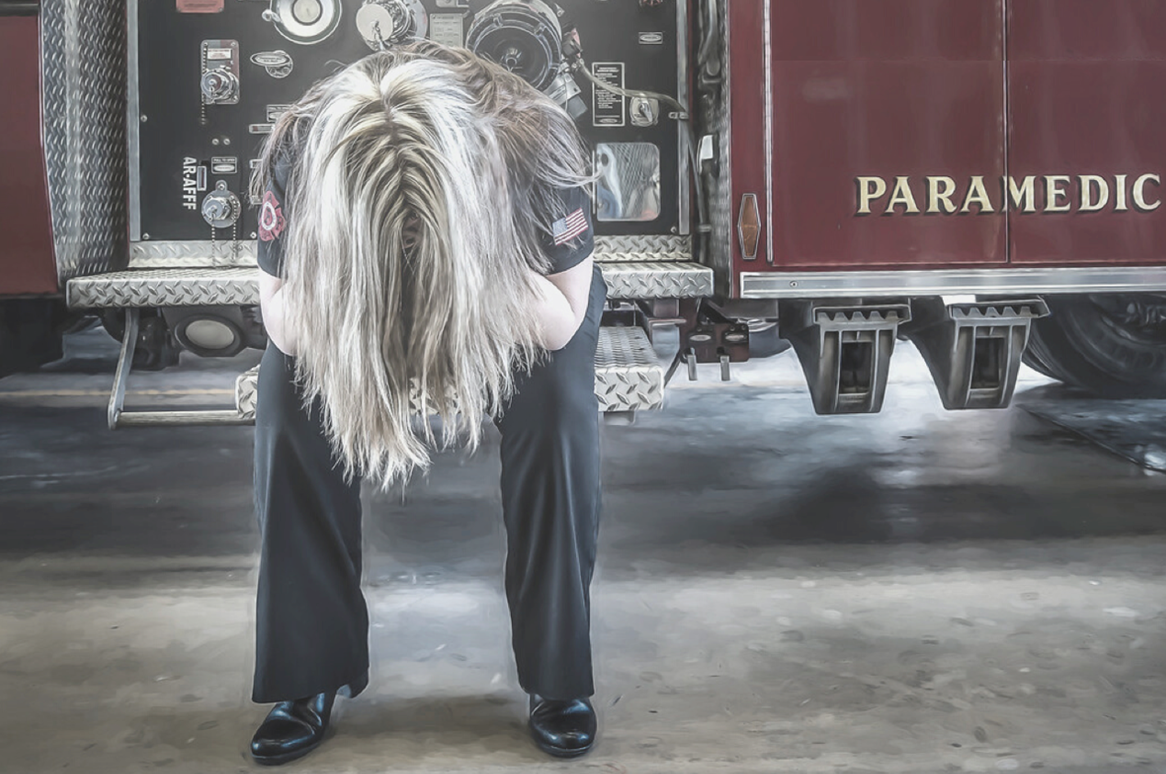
[262,0,342,45]
[356,0,429,49]
[466,0,562,92]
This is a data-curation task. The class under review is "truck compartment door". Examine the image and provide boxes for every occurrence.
[1007,0,1166,266]
[729,0,1007,272]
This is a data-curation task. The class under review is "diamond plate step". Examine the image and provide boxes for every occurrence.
[67,262,712,309]
[125,234,693,268]
[67,268,259,308]
[594,326,665,412]
[234,327,664,421]
[601,262,712,299]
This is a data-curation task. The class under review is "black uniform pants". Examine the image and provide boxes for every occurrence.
[252,267,607,704]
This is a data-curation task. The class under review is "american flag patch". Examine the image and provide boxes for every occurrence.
[552,208,589,246]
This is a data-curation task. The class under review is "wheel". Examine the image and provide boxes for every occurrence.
[1025,293,1166,398]
[1019,338,1058,379]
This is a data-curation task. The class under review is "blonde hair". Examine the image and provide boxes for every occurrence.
[252,42,592,486]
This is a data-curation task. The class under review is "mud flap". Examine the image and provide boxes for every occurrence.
[779,300,911,415]
[902,297,1049,410]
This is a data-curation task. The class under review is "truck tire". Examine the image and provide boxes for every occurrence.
[1023,293,1166,398]
[1019,340,1058,379]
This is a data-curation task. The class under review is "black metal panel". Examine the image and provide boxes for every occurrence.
[134,0,684,244]
[0,1,39,17]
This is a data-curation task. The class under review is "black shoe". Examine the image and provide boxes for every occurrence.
[250,691,335,766]
[528,694,596,758]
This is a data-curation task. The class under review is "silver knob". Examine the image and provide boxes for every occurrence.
[202,182,241,229]
[200,68,239,104]
[629,96,659,127]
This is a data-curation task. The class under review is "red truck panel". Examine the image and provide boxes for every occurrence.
[1008,0,1166,265]
[730,0,1007,273]
[729,0,1166,285]
[0,15,56,296]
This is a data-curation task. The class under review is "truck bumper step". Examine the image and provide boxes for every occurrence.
[67,262,712,310]
[110,324,663,428]
[234,326,665,422]
[599,262,712,299]
[67,268,259,309]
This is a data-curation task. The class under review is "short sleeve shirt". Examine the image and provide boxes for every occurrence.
[256,158,292,278]
[256,161,593,277]
[539,185,595,275]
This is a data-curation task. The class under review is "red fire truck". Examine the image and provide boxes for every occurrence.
[3,0,1166,424]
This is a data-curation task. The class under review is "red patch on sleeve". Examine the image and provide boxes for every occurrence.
[258,190,286,242]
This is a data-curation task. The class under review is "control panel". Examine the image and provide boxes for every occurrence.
[131,0,688,245]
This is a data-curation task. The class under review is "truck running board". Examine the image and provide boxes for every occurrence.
[779,300,912,415]
[107,321,665,429]
[67,263,712,308]
[902,297,1050,410]
[107,308,253,429]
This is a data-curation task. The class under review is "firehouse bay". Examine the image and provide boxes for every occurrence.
[1,327,1165,773]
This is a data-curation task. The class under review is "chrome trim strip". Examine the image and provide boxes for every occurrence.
[128,0,141,241]
[708,0,727,280]
[676,0,689,235]
[762,0,773,265]
[740,267,1166,298]
[37,1,51,274]
[719,0,732,275]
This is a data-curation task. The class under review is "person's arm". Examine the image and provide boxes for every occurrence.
[529,254,594,351]
[258,269,299,356]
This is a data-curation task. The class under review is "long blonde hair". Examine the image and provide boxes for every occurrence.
[252,42,592,486]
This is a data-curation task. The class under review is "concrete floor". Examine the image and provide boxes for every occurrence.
[2,328,1166,773]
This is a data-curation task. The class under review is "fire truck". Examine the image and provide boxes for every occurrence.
[3,0,1166,426]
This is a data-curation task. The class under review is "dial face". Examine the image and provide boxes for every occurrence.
[356,0,429,49]
[291,0,322,25]
[200,69,239,102]
[466,0,562,91]
[268,0,342,44]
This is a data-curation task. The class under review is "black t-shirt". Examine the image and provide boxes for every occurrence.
[256,160,594,278]
[256,157,293,276]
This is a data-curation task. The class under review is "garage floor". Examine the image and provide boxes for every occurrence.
[2,329,1165,774]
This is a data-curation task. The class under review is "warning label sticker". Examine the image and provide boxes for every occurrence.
[591,63,625,128]
[430,15,465,49]
[177,0,223,13]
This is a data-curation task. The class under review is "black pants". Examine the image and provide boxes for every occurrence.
[252,267,607,704]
